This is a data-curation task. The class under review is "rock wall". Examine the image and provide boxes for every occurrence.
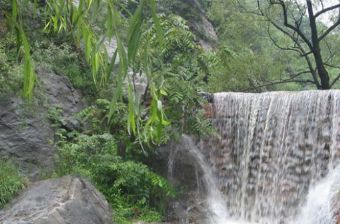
[159,0,218,50]
[0,67,84,179]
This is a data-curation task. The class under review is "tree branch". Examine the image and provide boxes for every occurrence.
[314,3,340,18]
[330,74,340,88]
[276,0,313,50]
[325,63,340,70]
[266,25,303,55]
[257,0,314,51]
[318,18,340,41]
[242,79,316,92]
[242,70,314,91]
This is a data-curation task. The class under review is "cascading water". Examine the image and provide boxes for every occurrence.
[169,91,340,224]
[180,135,229,224]
[291,165,340,224]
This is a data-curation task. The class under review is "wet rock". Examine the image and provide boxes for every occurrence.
[0,176,113,224]
[154,137,216,224]
[198,92,213,103]
[203,103,215,118]
[134,222,172,224]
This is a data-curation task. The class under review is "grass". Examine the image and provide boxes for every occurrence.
[0,160,25,208]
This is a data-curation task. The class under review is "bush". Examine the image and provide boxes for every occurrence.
[0,160,25,208]
[32,41,96,95]
[56,134,175,223]
[0,33,23,95]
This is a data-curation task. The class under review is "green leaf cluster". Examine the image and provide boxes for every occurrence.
[0,33,23,95]
[56,134,175,223]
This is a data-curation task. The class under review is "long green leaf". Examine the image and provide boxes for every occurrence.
[149,0,163,44]
[20,28,36,99]
[127,83,136,135]
[109,4,128,121]
[127,1,144,63]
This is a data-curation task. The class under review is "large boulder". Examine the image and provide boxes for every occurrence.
[0,176,113,224]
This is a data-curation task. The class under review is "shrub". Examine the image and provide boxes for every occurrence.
[56,134,175,223]
[32,41,96,95]
[0,160,25,208]
[0,33,23,95]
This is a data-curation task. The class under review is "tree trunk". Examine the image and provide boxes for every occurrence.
[306,0,330,89]
[315,55,330,89]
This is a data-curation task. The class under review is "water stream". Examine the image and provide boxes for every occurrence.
[169,91,340,224]
[181,135,229,224]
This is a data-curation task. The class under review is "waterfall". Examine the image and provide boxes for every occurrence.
[169,90,340,224]
[291,165,340,224]
[168,135,229,224]
[183,135,229,224]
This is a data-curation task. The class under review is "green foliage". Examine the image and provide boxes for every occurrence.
[159,0,203,22]
[32,41,96,94]
[76,12,215,146]
[40,0,176,145]
[204,0,311,92]
[7,0,36,99]
[0,33,23,95]
[20,26,36,99]
[3,0,214,147]
[0,160,25,208]
[76,99,142,159]
[132,14,215,139]
[56,134,175,223]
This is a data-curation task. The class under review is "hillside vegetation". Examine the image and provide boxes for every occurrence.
[1,0,340,223]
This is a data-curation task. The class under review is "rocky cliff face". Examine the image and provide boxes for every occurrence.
[0,67,84,179]
[159,0,218,50]
[0,66,116,223]
[0,97,55,179]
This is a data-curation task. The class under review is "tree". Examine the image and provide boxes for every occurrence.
[205,0,306,92]
[257,0,340,89]
[4,0,212,146]
[4,0,171,145]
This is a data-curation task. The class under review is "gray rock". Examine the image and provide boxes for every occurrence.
[0,97,55,179]
[0,67,85,179]
[154,138,212,224]
[133,222,172,224]
[194,14,218,51]
[0,176,113,224]
[104,37,119,64]
[37,67,84,117]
